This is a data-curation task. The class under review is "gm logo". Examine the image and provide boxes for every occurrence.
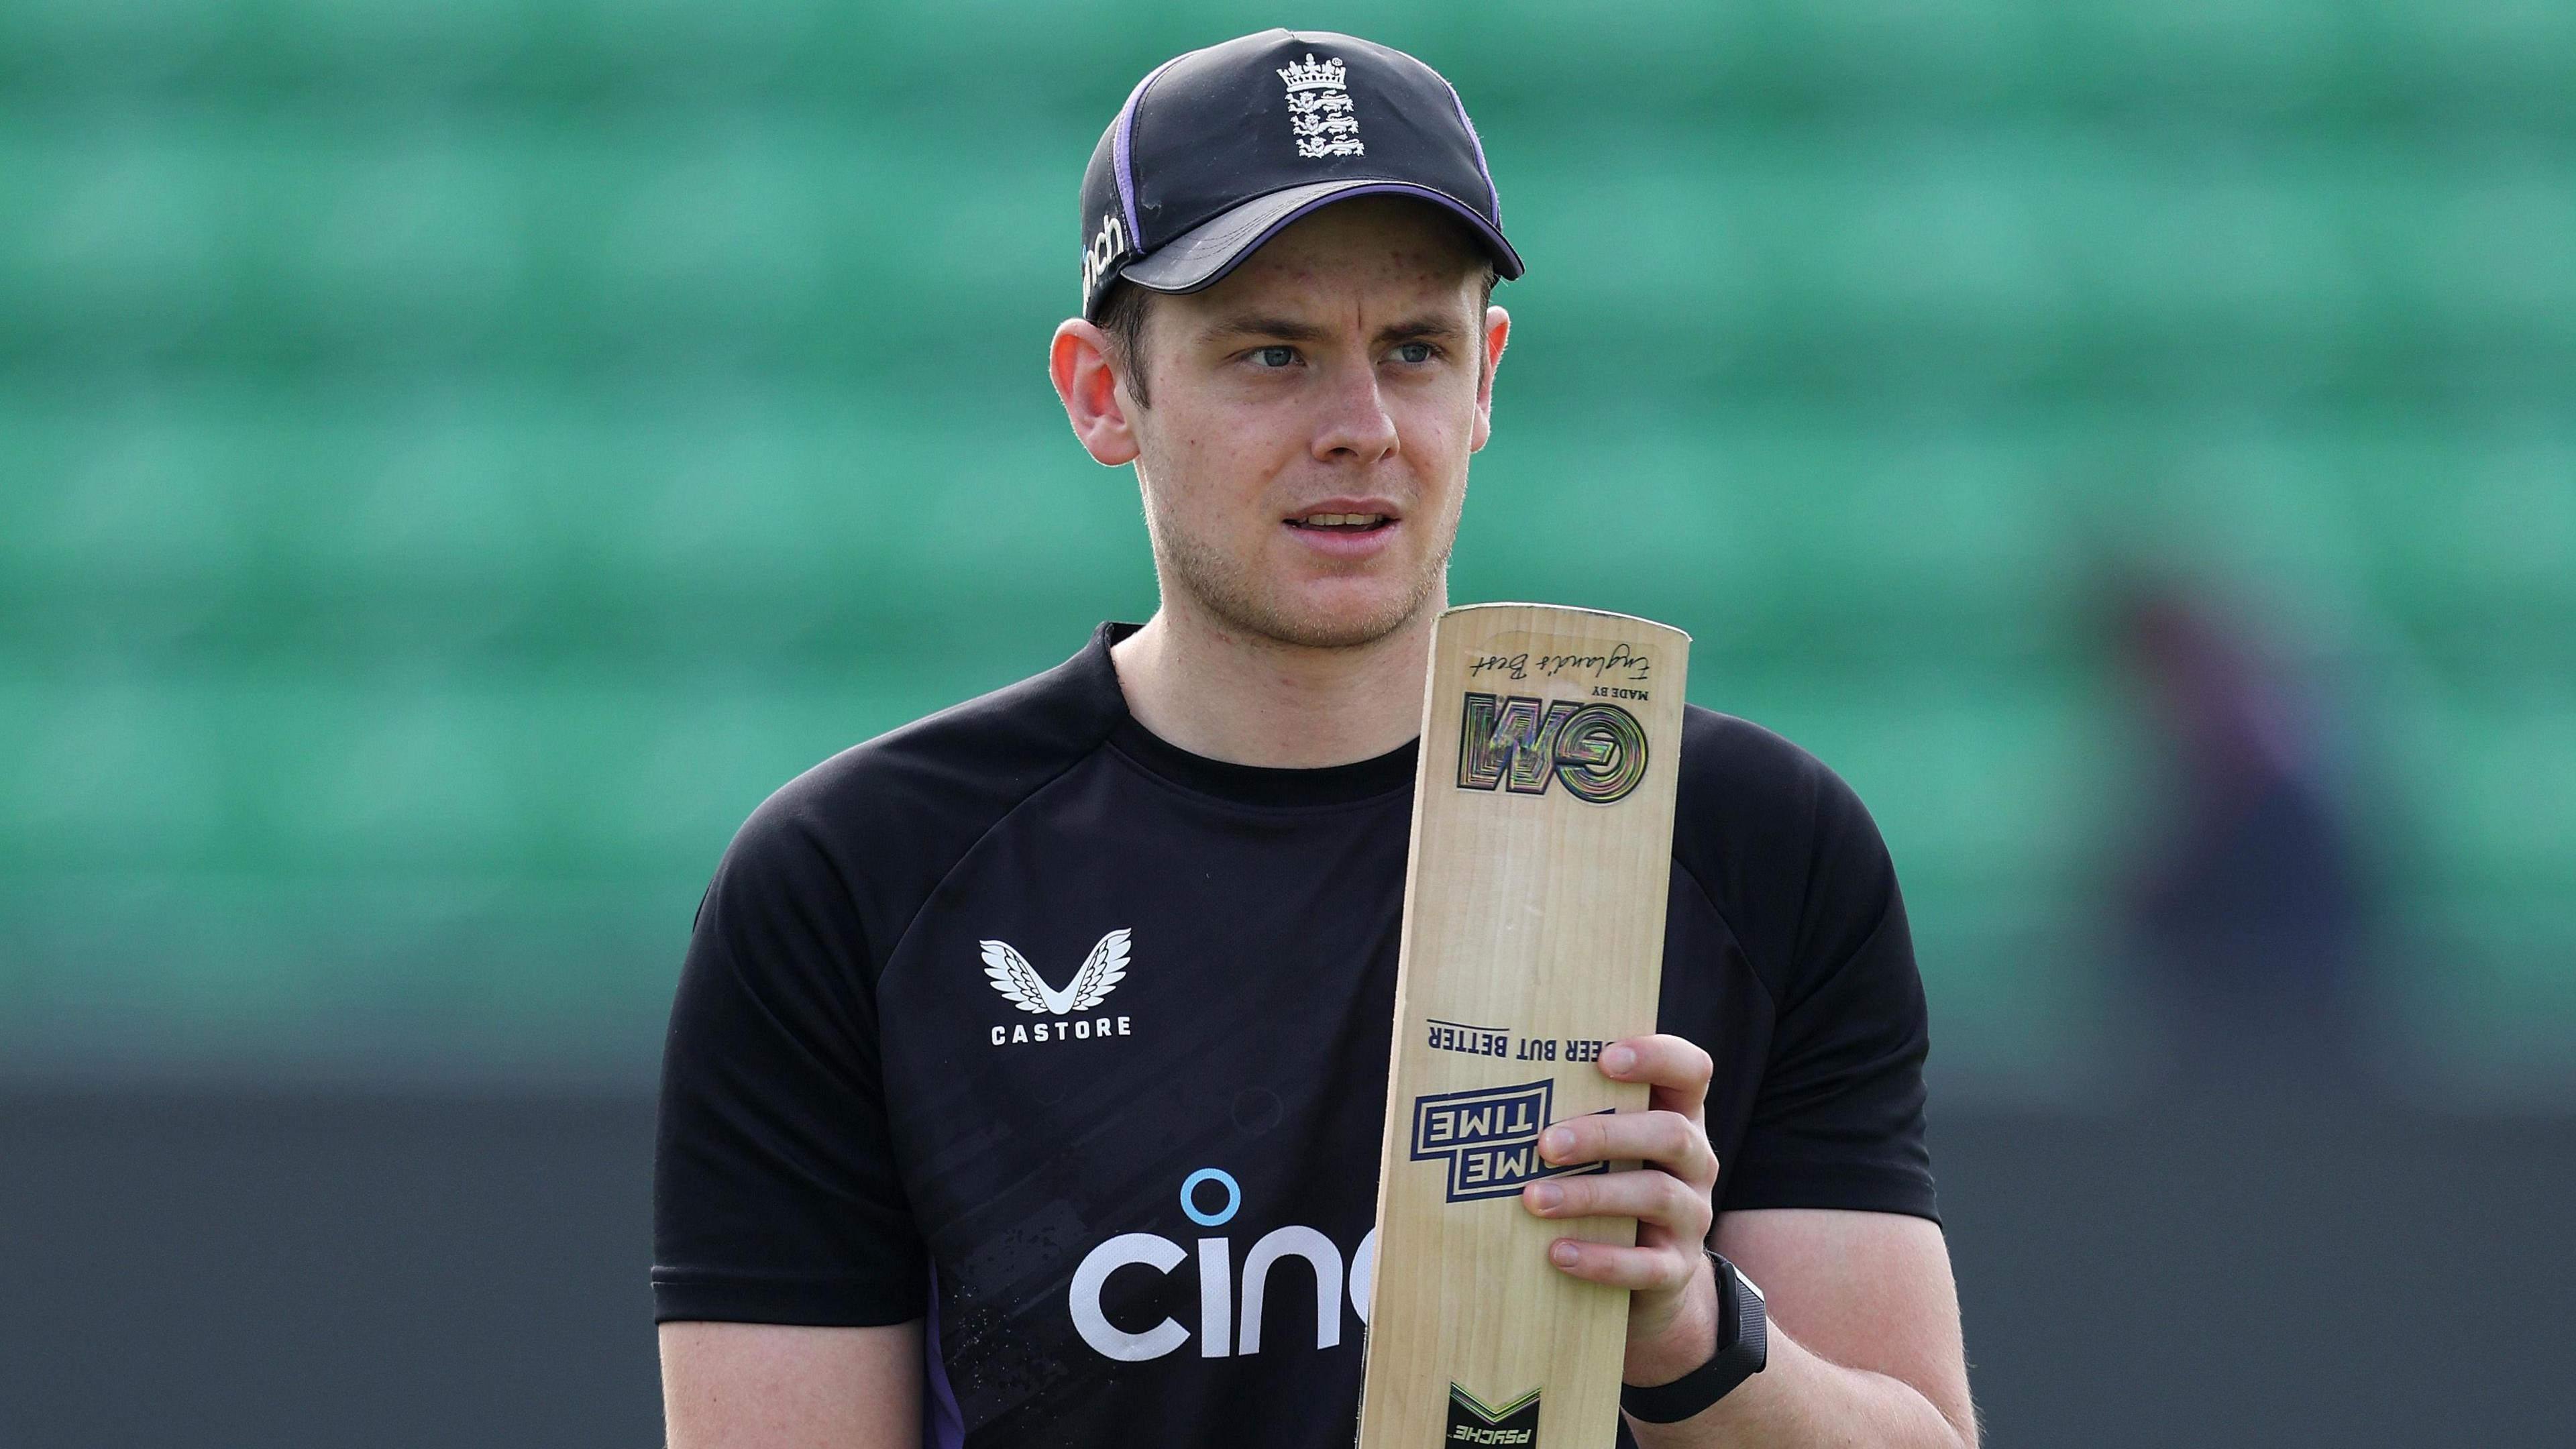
[1409,1079,1604,1203]
[1456,694,1648,804]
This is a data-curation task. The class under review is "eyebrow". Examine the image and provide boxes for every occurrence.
[1197,312,1470,347]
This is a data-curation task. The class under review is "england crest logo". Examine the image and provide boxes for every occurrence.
[1277,53,1364,160]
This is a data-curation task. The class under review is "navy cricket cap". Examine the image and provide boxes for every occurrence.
[1077,29,1523,321]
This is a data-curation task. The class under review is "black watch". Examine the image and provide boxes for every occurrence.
[1619,1250,1769,1424]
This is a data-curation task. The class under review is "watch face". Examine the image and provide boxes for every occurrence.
[1737,1268,1765,1306]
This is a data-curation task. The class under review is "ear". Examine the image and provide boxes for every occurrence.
[1051,319,1142,466]
[1468,304,1511,454]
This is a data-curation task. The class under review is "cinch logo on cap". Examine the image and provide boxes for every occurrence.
[1081,211,1126,301]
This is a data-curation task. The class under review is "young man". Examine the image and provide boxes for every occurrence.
[655,30,1974,1449]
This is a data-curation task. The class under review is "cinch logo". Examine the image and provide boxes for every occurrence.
[1446,1384,1542,1444]
[1080,211,1126,301]
[1456,694,1649,804]
[1409,1079,1605,1203]
[1068,1168,1377,1363]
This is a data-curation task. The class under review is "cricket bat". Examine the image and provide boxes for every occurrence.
[1358,602,1690,1449]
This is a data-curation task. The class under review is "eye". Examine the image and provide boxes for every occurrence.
[1252,345,1297,368]
[1393,341,1438,364]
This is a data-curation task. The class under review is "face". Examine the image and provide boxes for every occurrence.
[1053,197,1510,649]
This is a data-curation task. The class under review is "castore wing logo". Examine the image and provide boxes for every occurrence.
[981,928,1131,1016]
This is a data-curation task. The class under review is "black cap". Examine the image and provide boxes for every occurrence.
[1077,29,1523,321]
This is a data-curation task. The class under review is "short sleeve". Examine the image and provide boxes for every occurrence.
[1719,758,1939,1223]
[651,798,930,1325]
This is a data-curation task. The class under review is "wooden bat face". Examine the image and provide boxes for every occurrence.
[1359,603,1690,1449]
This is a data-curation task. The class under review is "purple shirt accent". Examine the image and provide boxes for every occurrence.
[920,1265,965,1449]
[1438,74,1499,223]
[1112,56,1183,242]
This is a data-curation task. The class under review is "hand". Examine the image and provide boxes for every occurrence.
[1519,1034,1722,1387]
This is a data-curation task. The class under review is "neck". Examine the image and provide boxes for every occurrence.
[1110,590,1441,769]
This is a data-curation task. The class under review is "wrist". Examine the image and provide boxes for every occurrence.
[1620,1252,1770,1425]
[1623,1260,1722,1387]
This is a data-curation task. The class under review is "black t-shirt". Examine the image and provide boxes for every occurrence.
[654,623,1936,1449]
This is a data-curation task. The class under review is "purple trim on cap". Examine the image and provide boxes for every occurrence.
[1112,56,1183,244]
[1438,74,1500,225]
[920,1267,964,1449]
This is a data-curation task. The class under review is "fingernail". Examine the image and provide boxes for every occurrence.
[1527,1183,1562,1211]
[1550,1240,1580,1267]
[1603,1046,1636,1075]
[1540,1127,1572,1159]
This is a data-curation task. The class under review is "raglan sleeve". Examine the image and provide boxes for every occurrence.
[1719,751,1940,1223]
[651,794,930,1325]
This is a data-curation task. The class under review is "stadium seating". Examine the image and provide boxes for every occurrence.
[1,0,2567,1093]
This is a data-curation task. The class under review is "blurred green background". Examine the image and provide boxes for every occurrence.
[1,0,2569,1098]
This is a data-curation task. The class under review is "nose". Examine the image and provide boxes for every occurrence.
[1311,357,1399,466]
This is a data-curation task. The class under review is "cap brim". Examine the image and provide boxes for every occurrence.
[1118,178,1525,300]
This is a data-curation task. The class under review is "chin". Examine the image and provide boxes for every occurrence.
[1236,578,1439,650]
[1153,521,1450,650]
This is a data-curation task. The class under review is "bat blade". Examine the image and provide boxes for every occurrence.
[1358,602,1690,1449]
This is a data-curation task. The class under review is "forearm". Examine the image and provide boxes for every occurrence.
[659,1320,922,1449]
[1625,1320,1974,1449]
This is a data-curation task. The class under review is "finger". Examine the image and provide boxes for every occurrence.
[1522,1169,1711,1237]
[1546,1236,1700,1292]
[1537,1112,1719,1187]
[1601,1034,1713,1118]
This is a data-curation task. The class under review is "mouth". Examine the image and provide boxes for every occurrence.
[1283,511,1397,535]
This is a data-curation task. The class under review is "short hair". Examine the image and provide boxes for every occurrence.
[1095,278,1157,407]
[1095,258,1500,411]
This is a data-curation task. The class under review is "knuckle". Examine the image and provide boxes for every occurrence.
[1653,1112,1695,1155]
[1664,1173,1701,1218]
[1635,1173,1678,1217]
[1690,1136,1719,1181]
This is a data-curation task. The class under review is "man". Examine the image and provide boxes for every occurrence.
[656,29,1974,1449]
